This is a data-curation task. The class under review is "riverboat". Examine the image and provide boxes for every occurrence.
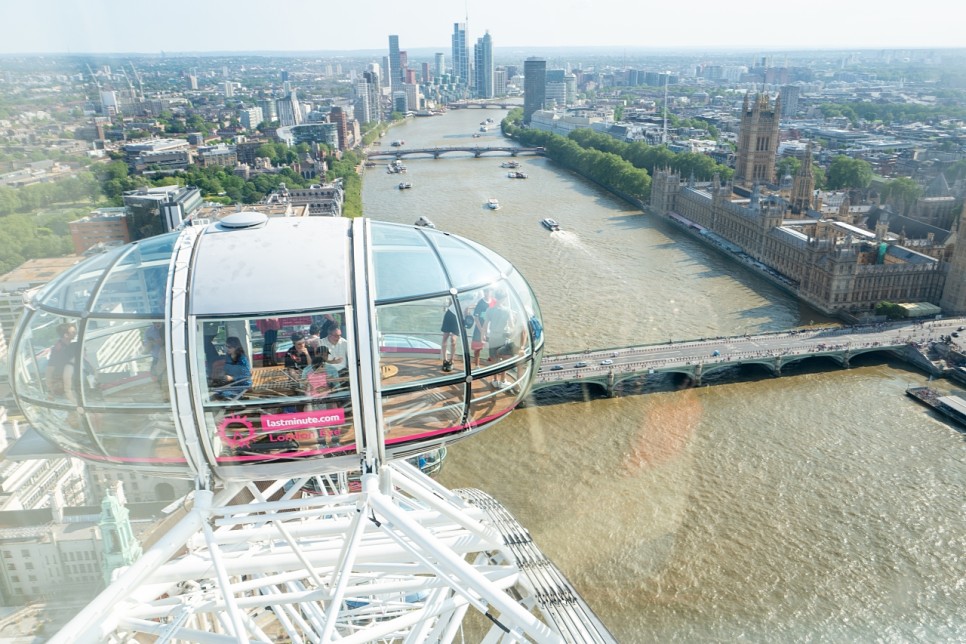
[500,161,520,169]
[508,171,528,179]
[414,216,436,228]
[398,182,412,190]
[541,218,560,231]
[390,140,405,147]
[487,198,501,210]
[906,386,966,431]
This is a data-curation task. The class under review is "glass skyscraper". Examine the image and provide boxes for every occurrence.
[473,31,493,99]
[523,57,546,124]
[451,23,468,95]
[388,35,402,91]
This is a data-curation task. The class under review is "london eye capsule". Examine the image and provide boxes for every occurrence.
[10,214,544,482]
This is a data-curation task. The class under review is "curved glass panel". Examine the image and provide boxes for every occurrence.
[457,289,492,376]
[82,410,185,466]
[459,236,513,277]
[475,281,531,370]
[84,319,169,405]
[14,311,78,400]
[467,362,533,428]
[35,244,128,313]
[376,296,466,390]
[382,383,466,446]
[426,232,503,289]
[90,234,175,316]
[506,270,545,351]
[17,399,101,456]
[371,223,449,300]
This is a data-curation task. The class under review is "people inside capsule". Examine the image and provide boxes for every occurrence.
[45,322,77,396]
[210,336,252,400]
[284,332,311,379]
[320,319,349,382]
[198,313,357,461]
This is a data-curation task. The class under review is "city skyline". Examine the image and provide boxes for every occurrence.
[0,0,962,55]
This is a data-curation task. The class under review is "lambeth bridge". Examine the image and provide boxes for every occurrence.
[367,146,544,160]
[534,318,964,397]
[447,101,518,109]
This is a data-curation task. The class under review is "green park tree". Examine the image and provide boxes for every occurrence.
[826,156,873,190]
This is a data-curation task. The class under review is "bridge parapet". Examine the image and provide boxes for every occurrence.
[532,318,961,397]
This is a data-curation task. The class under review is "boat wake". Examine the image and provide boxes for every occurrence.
[550,230,595,257]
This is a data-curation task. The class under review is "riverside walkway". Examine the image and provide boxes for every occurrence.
[535,317,965,396]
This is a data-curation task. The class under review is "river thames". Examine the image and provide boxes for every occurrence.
[361,109,966,642]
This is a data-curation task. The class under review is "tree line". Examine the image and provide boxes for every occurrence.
[501,108,733,202]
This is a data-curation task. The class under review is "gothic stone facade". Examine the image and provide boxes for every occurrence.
[651,169,945,316]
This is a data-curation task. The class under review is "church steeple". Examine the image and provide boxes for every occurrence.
[790,142,815,214]
[99,482,142,585]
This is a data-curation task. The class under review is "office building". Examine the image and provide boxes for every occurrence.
[388,35,402,92]
[780,85,801,117]
[256,99,277,123]
[197,144,237,168]
[69,208,131,255]
[122,185,203,238]
[473,31,494,99]
[523,57,547,124]
[239,106,263,130]
[276,92,303,127]
[329,106,348,150]
[435,53,445,79]
[494,68,507,97]
[262,181,345,217]
[355,71,381,124]
[276,123,339,148]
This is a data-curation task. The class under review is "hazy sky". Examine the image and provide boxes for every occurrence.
[1,0,962,54]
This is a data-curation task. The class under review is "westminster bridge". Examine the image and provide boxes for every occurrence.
[366,146,544,160]
[534,318,966,397]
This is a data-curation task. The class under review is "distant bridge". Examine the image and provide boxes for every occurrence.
[534,318,959,397]
[447,102,517,110]
[366,146,544,160]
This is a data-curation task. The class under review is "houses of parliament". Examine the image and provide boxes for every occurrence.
[649,92,966,320]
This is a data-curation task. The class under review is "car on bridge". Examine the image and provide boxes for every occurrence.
[600,359,614,366]
[711,350,721,357]
[550,365,564,371]
[574,361,588,368]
